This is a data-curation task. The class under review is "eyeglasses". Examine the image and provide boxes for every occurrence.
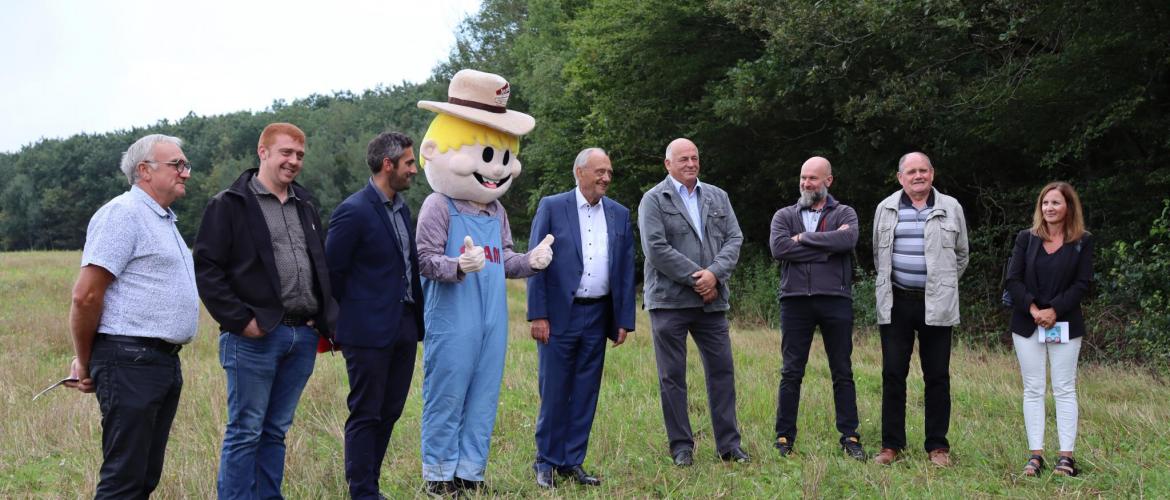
[144,159,192,174]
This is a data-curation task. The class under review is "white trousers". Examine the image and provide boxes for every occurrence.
[1012,333,1082,452]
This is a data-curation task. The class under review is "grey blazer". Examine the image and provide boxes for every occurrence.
[638,176,742,312]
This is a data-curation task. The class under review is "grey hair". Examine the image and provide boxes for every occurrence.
[120,134,183,185]
[366,131,414,174]
[572,147,606,185]
[897,151,933,173]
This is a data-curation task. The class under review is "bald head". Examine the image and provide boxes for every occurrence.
[664,138,701,188]
[801,156,832,177]
[896,151,935,200]
[897,152,932,173]
[798,156,834,209]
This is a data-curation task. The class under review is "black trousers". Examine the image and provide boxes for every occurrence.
[880,291,952,452]
[89,336,183,500]
[650,308,742,455]
[342,305,419,500]
[774,296,860,444]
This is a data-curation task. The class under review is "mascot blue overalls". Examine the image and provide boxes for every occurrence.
[414,69,555,494]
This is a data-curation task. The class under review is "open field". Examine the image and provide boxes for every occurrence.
[2,250,1168,498]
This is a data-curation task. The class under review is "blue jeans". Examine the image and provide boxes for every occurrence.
[217,325,317,499]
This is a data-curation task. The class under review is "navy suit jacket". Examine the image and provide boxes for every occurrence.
[527,189,636,340]
[326,183,425,348]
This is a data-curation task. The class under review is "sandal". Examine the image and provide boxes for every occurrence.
[1022,454,1045,476]
[1053,456,1079,477]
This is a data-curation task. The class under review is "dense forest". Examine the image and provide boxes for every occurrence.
[2,0,1167,370]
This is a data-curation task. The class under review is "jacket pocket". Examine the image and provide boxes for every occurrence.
[940,222,959,248]
[660,206,692,235]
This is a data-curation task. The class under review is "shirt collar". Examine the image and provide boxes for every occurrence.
[130,185,175,219]
[899,189,935,209]
[250,175,298,201]
[667,175,701,197]
[575,187,603,209]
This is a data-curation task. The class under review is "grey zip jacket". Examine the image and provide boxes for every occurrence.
[769,195,859,300]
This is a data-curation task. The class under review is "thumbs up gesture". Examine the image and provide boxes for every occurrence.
[458,235,485,274]
[528,234,555,270]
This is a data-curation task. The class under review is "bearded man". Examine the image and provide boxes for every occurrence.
[767,156,866,461]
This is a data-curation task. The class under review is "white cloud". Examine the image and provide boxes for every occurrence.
[0,0,482,153]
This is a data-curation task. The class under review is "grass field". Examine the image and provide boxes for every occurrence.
[2,250,1168,498]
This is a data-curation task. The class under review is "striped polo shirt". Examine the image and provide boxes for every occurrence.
[891,191,935,291]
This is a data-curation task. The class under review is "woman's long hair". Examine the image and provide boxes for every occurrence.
[1030,181,1087,242]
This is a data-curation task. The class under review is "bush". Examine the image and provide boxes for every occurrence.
[1089,199,1170,375]
[727,248,780,328]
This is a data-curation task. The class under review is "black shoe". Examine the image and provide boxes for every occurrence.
[842,437,866,461]
[720,447,751,463]
[454,477,485,492]
[557,465,601,486]
[425,480,459,497]
[774,437,794,457]
[672,448,694,467]
[535,468,556,489]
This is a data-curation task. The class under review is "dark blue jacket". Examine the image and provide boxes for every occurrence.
[325,182,424,347]
[527,190,636,340]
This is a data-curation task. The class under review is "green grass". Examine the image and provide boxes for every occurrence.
[1,251,1167,497]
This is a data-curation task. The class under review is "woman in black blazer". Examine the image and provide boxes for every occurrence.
[1004,182,1093,477]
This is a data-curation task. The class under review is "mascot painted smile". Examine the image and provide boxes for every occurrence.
[414,69,555,492]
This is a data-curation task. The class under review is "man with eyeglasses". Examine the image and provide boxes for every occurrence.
[194,122,337,498]
[65,134,200,498]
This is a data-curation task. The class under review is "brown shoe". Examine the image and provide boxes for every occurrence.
[929,448,952,467]
[874,448,899,465]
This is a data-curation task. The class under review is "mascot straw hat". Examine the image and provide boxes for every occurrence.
[418,69,535,136]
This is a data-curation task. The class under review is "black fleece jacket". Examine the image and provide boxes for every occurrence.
[193,168,337,337]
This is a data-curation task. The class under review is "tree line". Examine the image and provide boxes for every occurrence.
[2,0,1167,370]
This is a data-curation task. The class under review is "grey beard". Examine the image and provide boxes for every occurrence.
[798,187,826,208]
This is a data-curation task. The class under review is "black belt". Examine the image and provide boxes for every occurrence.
[96,333,183,355]
[893,287,926,299]
[281,314,311,326]
[573,295,610,305]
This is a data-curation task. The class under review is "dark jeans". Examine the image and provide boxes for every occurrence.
[650,308,741,455]
[774,296,860,444]
[880,291,952,452]
[342,305,419,500]
[89,336,183,500]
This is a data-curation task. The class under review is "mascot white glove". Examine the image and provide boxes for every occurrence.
[459,235,486,273]
[528,234,555,270]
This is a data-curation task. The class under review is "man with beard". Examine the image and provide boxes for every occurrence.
[767,156,865,460]
[194,122,336,498]
[325,132,425,499]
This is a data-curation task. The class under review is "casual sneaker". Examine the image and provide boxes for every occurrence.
[841,437,866,461]
[774,437,794,457]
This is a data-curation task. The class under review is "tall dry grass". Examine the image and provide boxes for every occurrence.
[2,251,1167,497]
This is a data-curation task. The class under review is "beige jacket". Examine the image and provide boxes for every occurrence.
[872,188,969,326]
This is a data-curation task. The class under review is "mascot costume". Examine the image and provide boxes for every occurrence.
[414,69,555,489]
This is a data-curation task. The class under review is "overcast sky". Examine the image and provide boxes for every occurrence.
[0,0,482,153]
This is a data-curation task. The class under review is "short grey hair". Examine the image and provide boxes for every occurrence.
[897,151,933,173]
[572,147,606,185]
[120,134,183,185]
